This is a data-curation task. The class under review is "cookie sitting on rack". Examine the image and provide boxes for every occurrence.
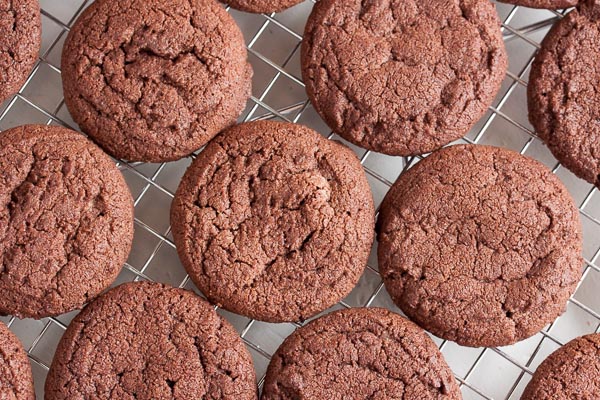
[377,144,583,347]
[45,282,258,400]
[521,333,600,398]
[0,0,41,104]
[262,308,461,399]
[528,0,600,187]
[0,322,34,400]
[0,125,134,319]
[171,120,375,323]
[61,0,252,162]
[301,0,507,156]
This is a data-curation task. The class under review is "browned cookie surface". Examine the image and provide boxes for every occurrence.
[62,0,252,162]
[261,307,461,399]
[377,144,582,347]
[0,322,34,400]
[0,0,40,104]
[171,121,374,322]
[221,0,303,13]
[522,333,600,399]
[528,1,600,187]
[0,125,133,319]
[301,0,507,156]
[45,282,258,400]
[497,0,578,9]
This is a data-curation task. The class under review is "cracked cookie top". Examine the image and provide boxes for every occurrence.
[262,307,461,399]
[45,282,258,400]
[522,333,600,399]
[497,0,578,9]
[171,121,375,322]
[0,322,34,400]
[377,144,582,347]
[220,0,304,13]
[301,0,507,156]
[0,125,134,319]
[0,0,40,104]
[61,0,252,163]
[528,1,600,187]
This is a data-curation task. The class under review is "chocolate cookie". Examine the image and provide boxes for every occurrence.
[45,281,257,399]
[521,333,600,399]
[0,125,134,319]
[62,0,252,163]
[497,0,578,9]
[0,0,41,104]
[262,307,461,399]
[171,121,375,322]
[377,144,582,347]
[0,322,34,400]
[221,0,303,13]
[301,0,507,156]
[528,1,600,187]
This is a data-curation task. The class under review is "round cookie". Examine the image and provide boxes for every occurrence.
[377,144,582,348]
[0,125,134,319]
[522,333,600,399]
[221,0,303,13]
[0,322,34,400]
[497,0,578,9]
[262,307,461,399]
[61,0,252,163]
[0,0,41,104]
[528,1,600,187]
[301,0,507,156]
[171,121,375,323]
[45,281,258,400]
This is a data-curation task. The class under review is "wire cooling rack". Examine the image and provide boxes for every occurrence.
[2,1,600,399]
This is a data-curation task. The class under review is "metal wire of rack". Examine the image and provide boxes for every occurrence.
[1,1,600,399]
